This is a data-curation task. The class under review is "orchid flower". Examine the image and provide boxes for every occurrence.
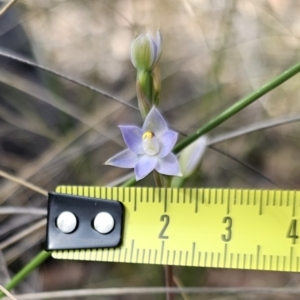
[105,106,182,181]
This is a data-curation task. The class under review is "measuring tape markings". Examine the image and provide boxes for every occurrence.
[52,186,300,271]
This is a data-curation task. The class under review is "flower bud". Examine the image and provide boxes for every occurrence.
[179,135,208,178]
[131,31,162,71]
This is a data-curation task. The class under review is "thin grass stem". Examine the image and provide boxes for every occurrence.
[174,60,300,154]
[0,285,18,300]
[209,146,278,187]
[0,0,18,17]
[0,219,46,250]
[208,114,300,145]
[0,207,47,216]
[0,251,51,299]
[0,170,47,196]
[4,286,300,299]
[0,51,138,112]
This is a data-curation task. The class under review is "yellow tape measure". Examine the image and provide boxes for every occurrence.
[52,186,300,272]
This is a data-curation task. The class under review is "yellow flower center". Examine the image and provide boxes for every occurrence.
[142,131,154,140]
[142,131,160,155]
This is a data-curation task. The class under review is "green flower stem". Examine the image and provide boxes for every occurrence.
[152,171,173,300]
[122,176,136,187]
[171,176,186,188]
[0,251,51,298]
[174,61,300,154]
[153,170,163,187]
[137,70,153,103]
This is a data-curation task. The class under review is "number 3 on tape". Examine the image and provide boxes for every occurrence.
[46,186,300,272]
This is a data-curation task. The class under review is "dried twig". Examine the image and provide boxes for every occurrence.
[0,170,47,196]
[0,219,46,250]
[0,51,138,111]
[173,276,191,300]
[4,287,300,299]
[0,284,18,300]
[0,0,18,17]
[0,207,46,216]
[208,115,300,145]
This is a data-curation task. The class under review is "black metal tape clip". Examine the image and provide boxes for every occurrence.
[45,192,124,251]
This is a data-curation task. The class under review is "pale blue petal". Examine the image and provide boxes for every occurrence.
[153,31,162,67]
[146,33,156,69]
[158,130,178,158]
[179,135,207,177]
[142,106,168,137]
[156,153,182,177]
[105,149,139,168]
[134,155,157,181]
[119,125,144,154]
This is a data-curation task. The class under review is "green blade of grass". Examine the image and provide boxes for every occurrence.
[0,251,51,298]
[173,61,300,153]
